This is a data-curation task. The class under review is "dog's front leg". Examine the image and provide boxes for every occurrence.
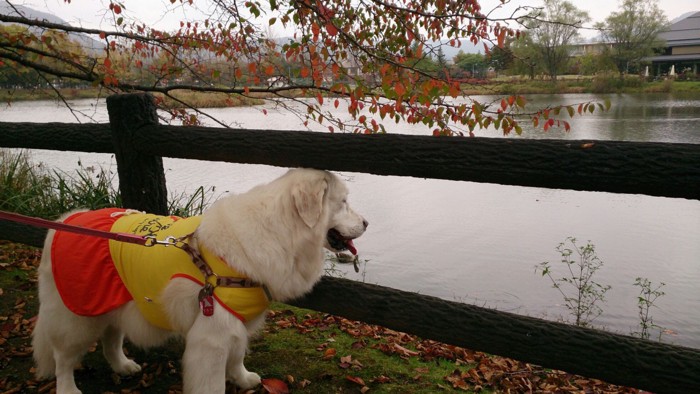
[225,332,261,390]
[182,314,230,393]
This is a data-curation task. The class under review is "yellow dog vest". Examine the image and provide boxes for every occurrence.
[107,211,269,330]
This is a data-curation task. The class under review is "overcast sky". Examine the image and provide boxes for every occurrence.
[13,0,700,38]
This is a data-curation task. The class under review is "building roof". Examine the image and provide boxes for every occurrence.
[659,11,700,47]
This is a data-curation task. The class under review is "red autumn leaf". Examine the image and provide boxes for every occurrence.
[563,120,571,132]
[325,23,338,36]
[373,375,391,383]
[448,83,460,98]
[497,29,505,48]
[261,378,289,394]
[346,375,366,386]
[394,82,406,96]
[323,347,336,360]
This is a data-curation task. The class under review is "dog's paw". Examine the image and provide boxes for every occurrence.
[236,371,261,390]
[57,388,83,394]
[114,359,142,375]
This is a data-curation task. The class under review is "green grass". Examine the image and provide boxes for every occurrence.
[0,150,120,219]
[0,150,210,218]
[246,307,478,393]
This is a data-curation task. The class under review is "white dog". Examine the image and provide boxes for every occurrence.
[32,168,367,394]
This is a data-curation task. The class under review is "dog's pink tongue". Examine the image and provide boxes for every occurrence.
[346,239,357,255]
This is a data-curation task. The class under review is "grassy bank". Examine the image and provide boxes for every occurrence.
[472,76,700,95]
[2,78,698,108]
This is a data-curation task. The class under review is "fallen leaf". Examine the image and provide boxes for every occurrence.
[346,375,366,386]
[261,377,290,394]
[299,379,311,388]
[322,347,336,360]
[372,375,391,384]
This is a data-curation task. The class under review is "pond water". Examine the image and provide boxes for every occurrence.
[2,93,699,348]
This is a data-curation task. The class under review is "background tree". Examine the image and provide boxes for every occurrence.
[595,0,668,77]
[487,44,514,74]
[435,47,449,80]
[452,51,486,78]
[510,37,541,80]
[0,0,606,135]
[520,0,590,80]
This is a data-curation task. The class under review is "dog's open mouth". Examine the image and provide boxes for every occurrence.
[327,228,358,255]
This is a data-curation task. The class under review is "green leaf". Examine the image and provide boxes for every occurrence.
[566,106,575,118]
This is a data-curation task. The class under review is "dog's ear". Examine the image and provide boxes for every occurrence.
[292,176,328,228]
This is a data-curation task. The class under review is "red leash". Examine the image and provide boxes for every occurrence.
[0,210,152,245]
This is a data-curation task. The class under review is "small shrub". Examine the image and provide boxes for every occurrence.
[536,237,611,327]
[632,277,666,340]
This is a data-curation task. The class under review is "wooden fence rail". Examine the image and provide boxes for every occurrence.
[1,93,699,393]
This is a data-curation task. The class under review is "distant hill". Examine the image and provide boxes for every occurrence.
[0,4,104,54]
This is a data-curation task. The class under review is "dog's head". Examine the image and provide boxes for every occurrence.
[290,169,367,255]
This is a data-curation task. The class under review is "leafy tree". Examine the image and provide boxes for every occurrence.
[520,0,590,80]
[595,0,668,77]
[0,0,606,135]
[0,24,92,89]
[453,51,485,78]
[435,47,449,80]
[487,44,513,72]
[509,37,540,79]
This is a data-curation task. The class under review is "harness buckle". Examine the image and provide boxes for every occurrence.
[143,235,182,247]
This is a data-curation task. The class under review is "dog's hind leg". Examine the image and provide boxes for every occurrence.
[101,325,142,375]
[44,317,104,394]
[31,313,56,380]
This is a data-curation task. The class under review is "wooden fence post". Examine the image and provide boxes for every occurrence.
[106,93,168,215]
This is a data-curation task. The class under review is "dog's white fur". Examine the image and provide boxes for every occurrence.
[32,168,367,394]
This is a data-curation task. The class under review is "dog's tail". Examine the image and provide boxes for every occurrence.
[31,315,56,379]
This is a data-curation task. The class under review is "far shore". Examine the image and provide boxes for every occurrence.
[2,77,699,109]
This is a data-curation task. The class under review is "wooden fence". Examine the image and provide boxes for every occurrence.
[1,93,699,393]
